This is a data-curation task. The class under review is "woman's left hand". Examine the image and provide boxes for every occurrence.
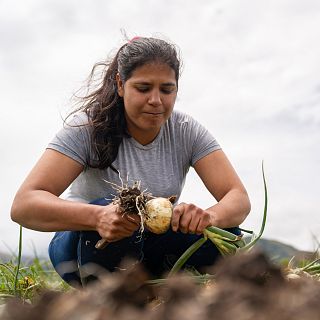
[171,202,215,235]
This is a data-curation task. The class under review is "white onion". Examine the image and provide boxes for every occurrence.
[144,197,173,234]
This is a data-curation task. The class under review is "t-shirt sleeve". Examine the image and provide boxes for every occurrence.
[176,111,221,166]
[47,113,92,167]
[190,119,221,166]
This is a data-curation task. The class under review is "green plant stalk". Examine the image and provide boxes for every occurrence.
[302,264,320,274]
[306,267,320,275]
[0,263,16,277]
[14,225,23,296]
[204,230,237,255]
[207,237,226,256]
[168,237,207,277]
[214,242,235,256]
[217,240,237,254]
[206,226,241,241]
[146,273,215,286]
[301,258,320,272]
[238,161,268,252]
[204,228,246,248]
[170,231,237,275]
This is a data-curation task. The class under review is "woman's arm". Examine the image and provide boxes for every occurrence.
[11,149,139,241]
[171,150,251,233]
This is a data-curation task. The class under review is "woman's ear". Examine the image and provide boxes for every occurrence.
[116,73,124,97]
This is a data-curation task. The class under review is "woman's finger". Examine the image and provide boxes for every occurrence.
[171,204,185,232]
[179,212,192,233]
[188,217,201,234]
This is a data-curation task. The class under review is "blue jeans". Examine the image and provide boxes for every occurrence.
[48,198,241,285]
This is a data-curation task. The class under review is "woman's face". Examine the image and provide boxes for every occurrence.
[117,62,178,145]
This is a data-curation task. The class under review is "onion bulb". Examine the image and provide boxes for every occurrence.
[144,197,173,234]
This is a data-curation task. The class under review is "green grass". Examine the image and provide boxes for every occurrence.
[0,226,70,304]
[0,256,70,304]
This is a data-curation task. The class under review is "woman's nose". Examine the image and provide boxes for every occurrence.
[148,89,162,106]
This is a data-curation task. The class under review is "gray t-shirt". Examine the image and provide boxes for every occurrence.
[47,110,221,203]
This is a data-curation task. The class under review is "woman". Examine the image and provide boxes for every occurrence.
[11,37,250,285]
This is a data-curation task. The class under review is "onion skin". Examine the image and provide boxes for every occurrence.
[144,198,173,234]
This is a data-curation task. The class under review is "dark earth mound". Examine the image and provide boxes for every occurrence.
[1,251,320,320]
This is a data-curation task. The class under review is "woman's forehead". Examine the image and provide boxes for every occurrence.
[129,62,177,82]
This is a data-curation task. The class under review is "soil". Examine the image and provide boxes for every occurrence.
[1,250,320,320]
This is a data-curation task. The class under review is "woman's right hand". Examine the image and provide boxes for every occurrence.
[95,203,141,242]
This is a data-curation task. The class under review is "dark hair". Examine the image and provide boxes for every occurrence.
[70,37,181,171]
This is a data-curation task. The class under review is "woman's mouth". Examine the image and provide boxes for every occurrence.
[144,112,164,115]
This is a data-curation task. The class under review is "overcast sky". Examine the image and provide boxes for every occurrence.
[1,0,319,257]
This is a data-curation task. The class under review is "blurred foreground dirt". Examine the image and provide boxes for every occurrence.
[1,251,320,320]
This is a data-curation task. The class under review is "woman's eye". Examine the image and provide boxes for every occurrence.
[161,88,175,94]
[136,86,149,92]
